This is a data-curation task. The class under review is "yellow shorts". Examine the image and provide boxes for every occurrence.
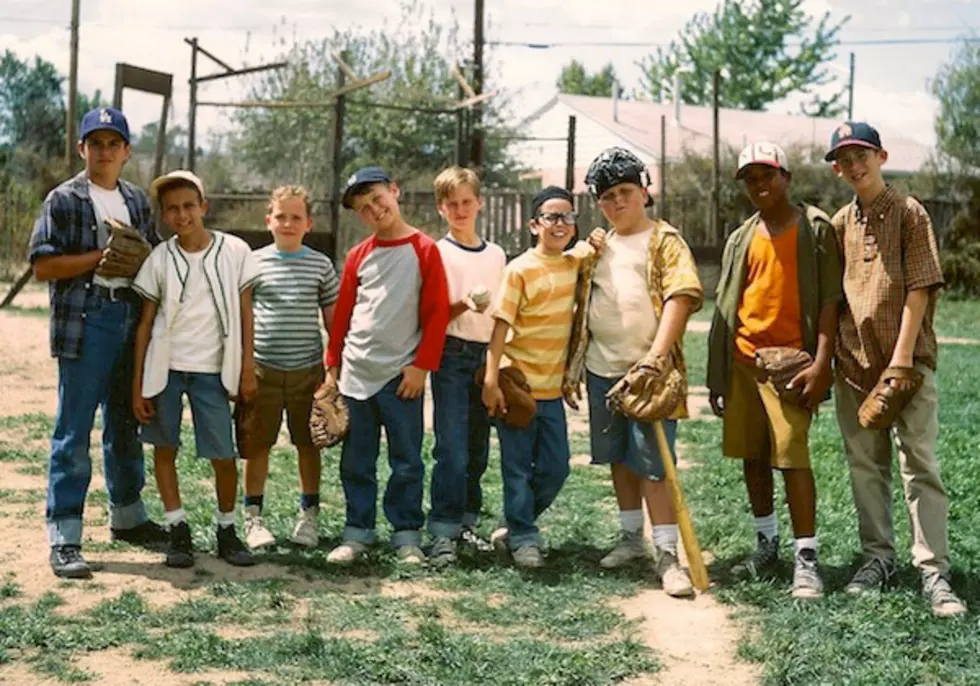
[254,362,324,448]
[722,360,811,470]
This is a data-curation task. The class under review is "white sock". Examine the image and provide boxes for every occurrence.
[794,536,818,554]
[216,510,236,529]
[618,509,644,534]
[652,524,679,553]
[754,513,778,542]
[164,508,186,527]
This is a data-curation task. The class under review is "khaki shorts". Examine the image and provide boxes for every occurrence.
[722,360,811,470]
[254,362,324,448]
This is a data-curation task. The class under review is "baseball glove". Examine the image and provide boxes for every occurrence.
[754,346,813,406]
[858,366,924,430]
[475,364,537,429]
[309,381,349,449]
[96,218,152,278]
[233,399,258,460]
[605,354,683,423]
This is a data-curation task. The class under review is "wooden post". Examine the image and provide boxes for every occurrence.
[659,114,667,221]
[154,96,169,179]
[712,69,721,244]
[565,115,576,192]
[847,52,856,120]
[329,54,347,261]
[187,37,199,171]
[455,68,467,167]
[469,0,485,171]
[66,0,80,173]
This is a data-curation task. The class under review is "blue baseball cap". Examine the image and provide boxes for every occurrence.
[341,166,391,209]
[79,107,130,144]
[824,121,882,162]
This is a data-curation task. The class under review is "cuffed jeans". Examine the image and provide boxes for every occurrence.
[47,296,149,547]
[496,399,570,550]
[339,376,425,548]
[428,337,491,539]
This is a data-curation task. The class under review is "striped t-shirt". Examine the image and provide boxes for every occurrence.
[252,244,340,370]
[493,243,593,400]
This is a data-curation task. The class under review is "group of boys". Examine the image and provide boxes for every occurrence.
[30,107,964,619]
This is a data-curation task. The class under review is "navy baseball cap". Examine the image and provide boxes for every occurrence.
[341,166,391,209]
[79,107,130,144]
[824,121,882,162]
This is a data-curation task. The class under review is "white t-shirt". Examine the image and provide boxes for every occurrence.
[437,236,507,344]
[585,227,659,378]
[88,181,133,290]
[169,246,224,374]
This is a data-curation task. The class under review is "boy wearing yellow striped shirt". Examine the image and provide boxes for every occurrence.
[482,186,602,568]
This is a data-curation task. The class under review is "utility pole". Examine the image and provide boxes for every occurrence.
[187,37,199,171]
[469,0,485,171]
[711,69,721,244]
[564,115,576,192]
[66,0,80,173]
[847,52,855,120]
[659,114,667,221]
[330,53,347,261]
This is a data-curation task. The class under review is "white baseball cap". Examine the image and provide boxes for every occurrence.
[149,170,206,204]
[735,142,789,179]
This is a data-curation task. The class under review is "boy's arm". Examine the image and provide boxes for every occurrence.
[482,318,510,416]
[31,194,102,282]
[324,250,362,385]
[891,200,943,368]
[410,242,451,372]
[889,289,930,368]
[320,304,336,337]
[239,286,257,401]
[646,295,697,360]
[791,301,838,409]
[132,299,158,423]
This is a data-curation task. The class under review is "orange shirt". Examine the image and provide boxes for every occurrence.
[735,224,803,361]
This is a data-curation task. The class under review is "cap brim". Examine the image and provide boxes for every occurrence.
[824,140,879,162]
[735,160,786,179]
[82,125,129,143]
[149,174,205,203]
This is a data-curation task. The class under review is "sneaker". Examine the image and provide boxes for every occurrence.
[600,530,649,569]
[243,506,277,550]
[290,507,319,548]
[429,536,457,567]
[165,521,195,569]
[655,548,695,598]
[396,545,426,565]
[216,525,256,567]
[845,557,895,595]
[732,533,780,579]
[460,526,494,553]
[110,520,168,549]
[326,540,369,564]
[923,573,967,618]
[512,544,544,569]
[50,545,93,579]
[792,548,824,600]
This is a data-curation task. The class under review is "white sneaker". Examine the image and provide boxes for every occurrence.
[396,545,426,565]
[600,530,648,569]
[243,505,276,550]
[326,540,369,564]
[490,524,510,556]
[655,548,695,598]
[290,507,319,548]
[512,545,544,569]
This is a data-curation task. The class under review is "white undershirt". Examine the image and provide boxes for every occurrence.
[438,236,507,343]
[169,246,224,373]
[88,181,133,290]
[585,227,659,377]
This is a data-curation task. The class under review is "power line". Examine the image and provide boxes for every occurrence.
[486,36,980,49]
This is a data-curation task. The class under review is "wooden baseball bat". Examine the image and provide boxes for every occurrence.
[653,420,710,591]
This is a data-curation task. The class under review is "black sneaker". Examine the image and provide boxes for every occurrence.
[111,520,168,549]
[165,521,195,568]
[732,533,780,579]
[216,525,256,567]
[845,557,895,595]
[50,545,93,579]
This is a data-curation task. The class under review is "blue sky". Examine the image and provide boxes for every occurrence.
[0,0,976,149]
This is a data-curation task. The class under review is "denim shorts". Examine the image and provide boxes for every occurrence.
[139,371,236,459]
[586,371,677,481]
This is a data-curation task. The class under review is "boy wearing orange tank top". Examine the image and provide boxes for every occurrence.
[707,142,842,599]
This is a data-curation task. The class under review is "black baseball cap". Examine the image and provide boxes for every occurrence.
[824,121,883,162]
[341,166,391,209]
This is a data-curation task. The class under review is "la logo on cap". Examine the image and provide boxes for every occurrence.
[837,123,852,137]
[99,108,112,124]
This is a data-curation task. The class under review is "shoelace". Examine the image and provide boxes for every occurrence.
[58,547,85,564]
[853,558,890,586]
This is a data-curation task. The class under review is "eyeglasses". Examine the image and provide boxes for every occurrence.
[535,212,577,227]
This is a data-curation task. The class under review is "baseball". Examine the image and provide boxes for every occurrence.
[469,284,490,308]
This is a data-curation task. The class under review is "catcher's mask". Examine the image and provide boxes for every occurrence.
[585,147,654,208]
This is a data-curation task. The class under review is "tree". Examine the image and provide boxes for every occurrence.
[0,50,65,158]
[638,0,848,115]
[557,60,618,97]
[933,41,980,170]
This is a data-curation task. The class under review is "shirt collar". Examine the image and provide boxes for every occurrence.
[857,184,899,220]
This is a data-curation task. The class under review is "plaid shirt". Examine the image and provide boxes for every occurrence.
[832,185,944,393]
[28,172,157,359]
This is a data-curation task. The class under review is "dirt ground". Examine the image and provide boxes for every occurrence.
[0,283,757,686]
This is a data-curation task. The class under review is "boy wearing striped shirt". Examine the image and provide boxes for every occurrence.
[483,186,602,568]
[241,186,340,550]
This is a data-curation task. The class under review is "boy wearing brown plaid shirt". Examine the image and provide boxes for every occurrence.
[826,122,966,617]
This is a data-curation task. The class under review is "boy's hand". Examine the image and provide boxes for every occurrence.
[239,366,258,402]
[562,380,582,411]
[587,228,607,253]
[789,362,832,410]
[482,382,507,417]
[397,365,427,400]
[709,394,725,417]
[132,389,155,424]
[325,366,339,388]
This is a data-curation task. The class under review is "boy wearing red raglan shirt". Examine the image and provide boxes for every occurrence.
[324,167,450,565]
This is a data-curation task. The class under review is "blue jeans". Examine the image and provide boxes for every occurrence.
[47,295,149,547]
[495,398,570,549]
[339,376,425,547]
[139,371,236,459]
[428,337,491,539]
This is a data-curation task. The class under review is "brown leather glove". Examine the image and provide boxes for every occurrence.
[475,364,537,429]
[605,354,683,423]
[96,218,152,278]
[309,381,350,448]
[754,346,813,407]
[858,366,924,430]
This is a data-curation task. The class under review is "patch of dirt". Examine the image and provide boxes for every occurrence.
[0,309,59,418]
[73,649,257,685]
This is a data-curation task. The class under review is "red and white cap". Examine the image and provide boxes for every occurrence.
[735,142,789,179]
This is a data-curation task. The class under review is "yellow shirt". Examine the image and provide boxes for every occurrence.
[494,243,592,400]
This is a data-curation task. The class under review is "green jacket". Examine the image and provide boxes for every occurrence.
[706,204,842,398]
